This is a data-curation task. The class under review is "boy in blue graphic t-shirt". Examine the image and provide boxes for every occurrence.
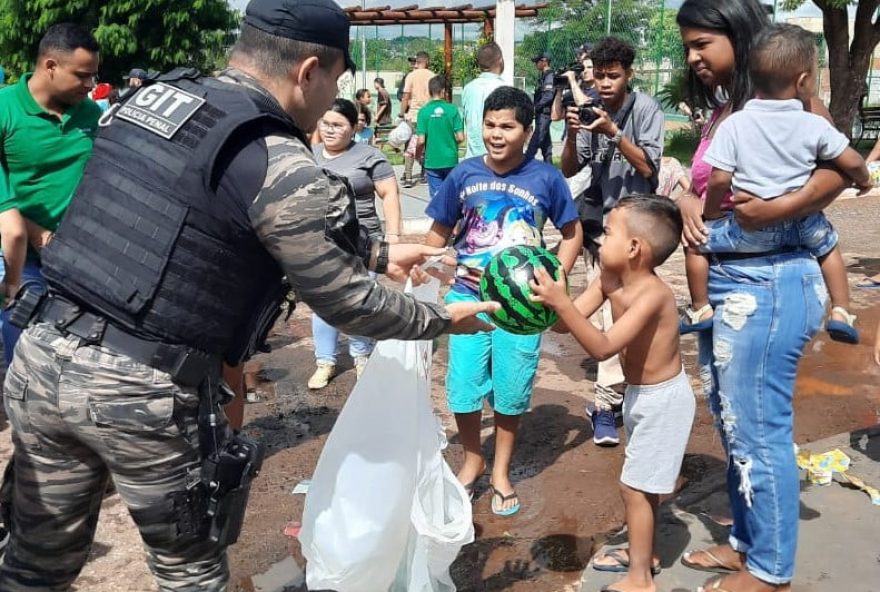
[425,86,583,516]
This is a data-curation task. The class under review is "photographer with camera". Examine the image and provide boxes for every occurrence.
[559,36,664,447]
[551,43,599,123]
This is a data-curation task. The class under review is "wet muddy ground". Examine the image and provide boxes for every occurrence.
[227,197,880,592]
[0,197,876,591]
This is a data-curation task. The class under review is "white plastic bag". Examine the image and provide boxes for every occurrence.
[387,119,413,148]
[300,278,473,592]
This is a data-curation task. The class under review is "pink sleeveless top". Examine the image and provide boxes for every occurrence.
[690,106,733,207]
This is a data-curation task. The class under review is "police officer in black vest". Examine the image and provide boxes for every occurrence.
[525,52,556,162]
[0,0,498,589]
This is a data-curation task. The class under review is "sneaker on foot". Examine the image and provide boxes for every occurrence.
[354,355,369,378]
[307,363,336,389]
[585,402,622,421]
[590,408,620,446]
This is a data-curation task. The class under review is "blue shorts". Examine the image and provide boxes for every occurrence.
[444,290,542,416]
[701,212,838,259]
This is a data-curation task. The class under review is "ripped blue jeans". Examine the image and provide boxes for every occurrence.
[697,250,825,584]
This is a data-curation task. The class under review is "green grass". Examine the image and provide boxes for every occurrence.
[379,146,405,166]
[663,128,700,167]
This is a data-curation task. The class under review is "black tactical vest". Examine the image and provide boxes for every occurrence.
[42,69,300,364]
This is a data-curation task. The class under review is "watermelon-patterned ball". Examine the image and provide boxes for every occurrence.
[479,245,564,335]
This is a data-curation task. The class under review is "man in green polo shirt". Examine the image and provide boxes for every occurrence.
[0,22,100,553]
[0,23,101,362]
[416,75,464,200]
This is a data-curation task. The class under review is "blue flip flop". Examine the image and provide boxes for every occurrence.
[856,277,880,288]
[592,548,662,575]
[489,485,520,517]
[826,306,859,344]
[680,304,713,334]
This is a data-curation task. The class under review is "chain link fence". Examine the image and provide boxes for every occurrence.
[514,0,681,100]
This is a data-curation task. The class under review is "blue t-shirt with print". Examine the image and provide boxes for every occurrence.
[426,156,578,295]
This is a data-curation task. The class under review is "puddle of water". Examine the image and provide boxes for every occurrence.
[242,556,305,592]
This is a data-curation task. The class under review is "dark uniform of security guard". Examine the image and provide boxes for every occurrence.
[0,0,492,590]
[525,52,556,162]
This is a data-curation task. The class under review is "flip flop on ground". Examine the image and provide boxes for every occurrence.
[458,462,487,504]
[856,277,880,288]
[489,485,520,516]
[697,574,791,592]
[462,481,476,503]
[592,548,661,575]
[680,547,742,573]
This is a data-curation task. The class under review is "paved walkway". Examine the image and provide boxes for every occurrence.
[579,422,880,592]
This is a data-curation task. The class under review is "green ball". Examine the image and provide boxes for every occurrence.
[479,245,563,335]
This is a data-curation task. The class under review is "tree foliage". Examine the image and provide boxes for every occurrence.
[782,0,880,134]
[348,34,483,88]
[0,0,239,84]
[514,0,676,88]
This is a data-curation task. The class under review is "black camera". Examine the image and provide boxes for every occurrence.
[579,100,604,125]
[553,63,585,88]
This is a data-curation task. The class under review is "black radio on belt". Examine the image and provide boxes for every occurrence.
[7,284,47,329]
[202,434,265,546]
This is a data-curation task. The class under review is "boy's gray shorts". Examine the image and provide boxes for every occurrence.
[621,369,696,494]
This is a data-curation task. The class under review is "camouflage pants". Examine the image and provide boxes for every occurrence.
[0,322,230,591]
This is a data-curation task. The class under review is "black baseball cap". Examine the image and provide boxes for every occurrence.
[244,0,356,73]
[531,52,551,63]
[127,68,148,80]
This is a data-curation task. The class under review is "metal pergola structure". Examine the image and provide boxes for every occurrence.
[343,3,547,98]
